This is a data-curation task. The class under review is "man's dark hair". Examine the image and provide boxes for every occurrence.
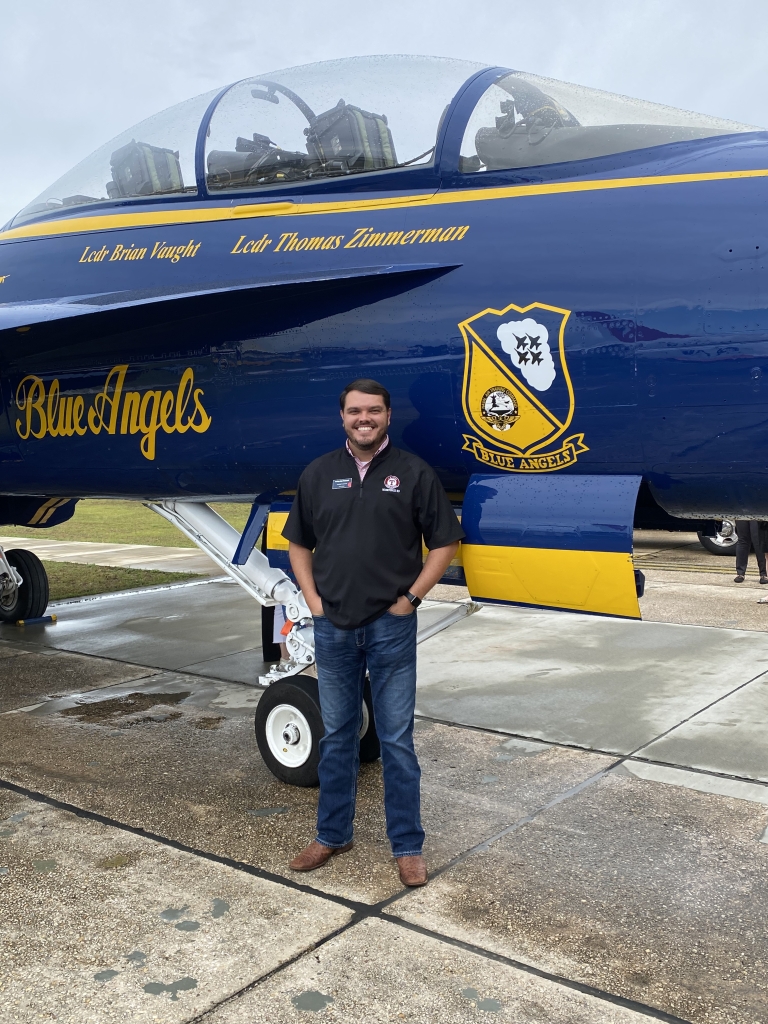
[339,379,391,410]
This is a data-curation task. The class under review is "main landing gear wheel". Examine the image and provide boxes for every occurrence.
[697,520,738,555]
[0,549,49,623]
[254,675,380,786]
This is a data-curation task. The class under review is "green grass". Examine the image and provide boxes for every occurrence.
[44,561,198,601]
[0,499,252,548]
[0,499,252,600]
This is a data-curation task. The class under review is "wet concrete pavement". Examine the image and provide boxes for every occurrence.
[634,530,768,632]
[1,560,767,1022]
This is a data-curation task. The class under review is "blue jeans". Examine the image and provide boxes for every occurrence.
[312,610,424,858]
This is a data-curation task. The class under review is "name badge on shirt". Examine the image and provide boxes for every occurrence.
[332,478,353,489]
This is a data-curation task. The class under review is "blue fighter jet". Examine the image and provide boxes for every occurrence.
[1,55,765,782]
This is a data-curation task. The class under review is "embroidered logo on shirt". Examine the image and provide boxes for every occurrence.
[332,478,353,489]
[383,475,401,492]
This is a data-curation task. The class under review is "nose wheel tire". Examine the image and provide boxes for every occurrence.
[255,675,323,787]
[254,674,380,786]
[0,549,49,623]
[359,678,381,763]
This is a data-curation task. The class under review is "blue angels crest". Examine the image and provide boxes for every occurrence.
[459,301,588,472]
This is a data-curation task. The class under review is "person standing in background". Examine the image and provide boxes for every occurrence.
[734,520,768,584]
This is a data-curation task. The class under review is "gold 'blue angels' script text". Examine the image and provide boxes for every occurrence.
[15,365,212,460]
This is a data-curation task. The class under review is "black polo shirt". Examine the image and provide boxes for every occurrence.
[282,442,465,629]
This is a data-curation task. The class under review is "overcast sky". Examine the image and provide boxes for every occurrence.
[2,0,766,227]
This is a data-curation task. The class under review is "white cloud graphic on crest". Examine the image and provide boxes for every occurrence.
[497,318,556,391]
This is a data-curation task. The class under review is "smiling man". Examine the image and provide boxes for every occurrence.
[283,378,464,886]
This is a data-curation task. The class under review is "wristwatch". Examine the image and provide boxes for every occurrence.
[406,591,422,608]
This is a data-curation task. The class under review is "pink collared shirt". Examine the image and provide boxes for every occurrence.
[346,435,389,481]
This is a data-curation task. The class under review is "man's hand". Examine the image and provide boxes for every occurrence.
[388,593,415,615]
[388,541,461,614]
[288,542,325,618]
[305,593,325,617]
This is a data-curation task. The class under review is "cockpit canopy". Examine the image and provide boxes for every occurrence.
[459,71,758,172]
[14,55,762,225]
[205,56,483,192]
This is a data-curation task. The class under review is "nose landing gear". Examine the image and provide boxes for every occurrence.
[0,547,50,623]
[254,674,380,787]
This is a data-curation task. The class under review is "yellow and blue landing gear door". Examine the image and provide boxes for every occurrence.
[460,474,643,618]
[265,503,293,574]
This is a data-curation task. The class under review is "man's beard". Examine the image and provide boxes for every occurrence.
[346,425,383,451]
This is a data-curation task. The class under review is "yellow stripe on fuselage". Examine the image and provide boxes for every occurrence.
[3,167,768,243]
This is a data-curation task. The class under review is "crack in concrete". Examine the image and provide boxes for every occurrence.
[376,916,694,1024]
[7,655,750,1024]
[414,711,768,789]
[180,915,362,1023]
[0,774,693,1024]
[379,761,623,900]
[627,666,768,759]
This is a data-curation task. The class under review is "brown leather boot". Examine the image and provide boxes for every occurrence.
[289,840,353,872]
[396,854,428,887]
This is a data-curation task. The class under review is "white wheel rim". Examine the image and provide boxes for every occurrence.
[265,704,314,768]
[713,534,737,548]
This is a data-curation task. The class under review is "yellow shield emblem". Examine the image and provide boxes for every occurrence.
[460,301,588,473]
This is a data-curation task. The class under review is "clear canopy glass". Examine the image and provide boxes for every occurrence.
[460,71,762,172]
[205,56,485,192]
[13,57,765,225]
[16,89,220,223]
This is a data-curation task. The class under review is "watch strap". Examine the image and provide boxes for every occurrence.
[406,591,422,608]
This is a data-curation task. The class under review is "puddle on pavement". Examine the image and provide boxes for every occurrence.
[247,807,289,818]
[0,812,30,838]
[144,976,198,1001]
[461,987,503,1012]
[175,920,200,932]
[94,969,119,983]
[61,691,191,723]
[126,950,147,964]
[615,761,768,805]
[195,716,224,730]
[97,852,140,870]
[211,899,230,918]
[292,990,334,1011]
[33,859,57,873]
[494,737,549,761]
[159,905,189,922]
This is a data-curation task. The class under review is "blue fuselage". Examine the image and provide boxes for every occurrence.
[1,133,767,517]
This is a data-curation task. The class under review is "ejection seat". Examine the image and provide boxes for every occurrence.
[206,79,397,190]
[106,139,185,198]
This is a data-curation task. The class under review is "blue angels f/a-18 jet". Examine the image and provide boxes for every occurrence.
[1,55,765,781]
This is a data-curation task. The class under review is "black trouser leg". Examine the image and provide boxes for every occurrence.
[750,521,767,576]
[735,521,751,577]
